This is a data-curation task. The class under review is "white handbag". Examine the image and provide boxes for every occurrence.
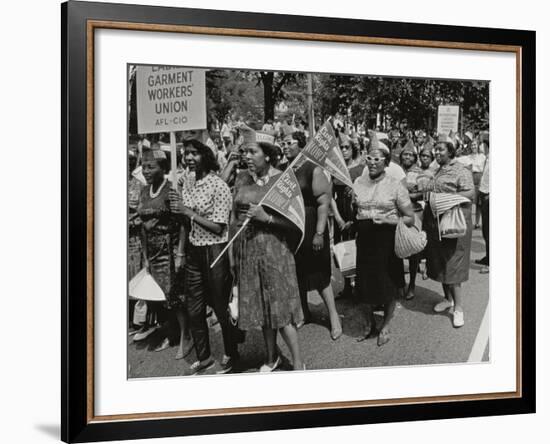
[129,268,166,301]
[333,240,357,278]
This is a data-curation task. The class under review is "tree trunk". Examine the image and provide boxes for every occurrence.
[262,72,275,122]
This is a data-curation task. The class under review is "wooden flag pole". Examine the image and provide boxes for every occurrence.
[169,132,178,190]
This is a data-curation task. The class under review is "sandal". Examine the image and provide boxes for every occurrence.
[356,327,378,342]
[377,329,390,347]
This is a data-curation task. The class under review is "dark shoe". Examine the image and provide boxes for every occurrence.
[186,358,215,376]
[356,327,378,342]
[216,354,238,374]
[175,339,194,360]
[475,257,489,266]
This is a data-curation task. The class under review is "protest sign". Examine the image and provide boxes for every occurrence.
[437,105,460,135]
[261,168,306,250]
[299,122,353,187]
[136,66,206,134]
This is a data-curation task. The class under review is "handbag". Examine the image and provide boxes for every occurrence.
[333,240,357,278]
[439,205,467,238]
[228,283,239,326]
[133,300,148,325]
[394,217,427,259]
[129,268,166,301]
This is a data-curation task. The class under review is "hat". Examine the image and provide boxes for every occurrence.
[402,139,417,154]
[464,131,474,142]
[368,131,390,154]
[142,148,167,161]
[240,123,276,146]
[437,133,455,145]
[338,132,351,146]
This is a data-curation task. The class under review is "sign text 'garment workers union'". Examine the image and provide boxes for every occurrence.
[136,65,206,134]
[437,105,460,135]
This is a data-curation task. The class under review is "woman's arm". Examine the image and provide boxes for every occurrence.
[175,224,187,269]
[312,167,331,251]
[312,167,331,233]
[140,225,149,269]
[330,198,346,229]
[169,188,227,235]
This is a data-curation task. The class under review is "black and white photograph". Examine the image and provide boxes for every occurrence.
[127,64,491,378]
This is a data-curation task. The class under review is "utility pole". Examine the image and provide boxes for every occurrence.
[307,73,315,136]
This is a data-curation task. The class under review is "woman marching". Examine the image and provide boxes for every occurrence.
[424,135,475,328]
[399,140,425,300]
[169,139,242,375]
[231,128,304,371]
[331,131,365,299]
[136,146,187,349]
[353,139,415,346]
[281,131,343,340]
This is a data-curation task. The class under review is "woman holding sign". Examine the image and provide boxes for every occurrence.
[231,130,304,372]
[282,131,343,341]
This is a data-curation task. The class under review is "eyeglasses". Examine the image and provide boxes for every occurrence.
[366,155,385,163]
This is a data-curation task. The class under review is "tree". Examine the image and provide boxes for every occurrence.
[258,72,298,122]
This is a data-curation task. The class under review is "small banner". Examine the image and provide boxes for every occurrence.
[261,168,306,249]
[300,122,354,187]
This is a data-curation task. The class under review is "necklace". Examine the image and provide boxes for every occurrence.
[149,178,167,199]
[253,167,273,186]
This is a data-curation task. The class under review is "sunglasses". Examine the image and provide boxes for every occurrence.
[282,140,297,147]
[340,145,351,150]
[366,155,385,163]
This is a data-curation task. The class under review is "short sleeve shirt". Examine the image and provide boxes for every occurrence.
[433,159,474,194]
[353,172,411,221]
[181,172,232,246]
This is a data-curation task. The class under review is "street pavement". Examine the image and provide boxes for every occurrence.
[128,228,489,378]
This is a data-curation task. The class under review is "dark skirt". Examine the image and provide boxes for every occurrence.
[424,204,472,284]
[234,224,303,330]
[145,232,184,308]
[294,206,331,292]
[355,220,404,305]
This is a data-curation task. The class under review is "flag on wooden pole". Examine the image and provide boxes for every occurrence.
[300,121,354,187]
[261,167,306,250]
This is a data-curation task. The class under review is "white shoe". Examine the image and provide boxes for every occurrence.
[453,310,465,328]
[433,299,454,313]
[259,356,281,372]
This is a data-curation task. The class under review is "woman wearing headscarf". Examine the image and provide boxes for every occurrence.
[353,142,415,346]
[230,129,304,372]
[424,136,475,328]
[282,131,343,340]
[169,139,241,375]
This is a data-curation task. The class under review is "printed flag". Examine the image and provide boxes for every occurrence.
[299,122,354,187]
[261,168,306,250]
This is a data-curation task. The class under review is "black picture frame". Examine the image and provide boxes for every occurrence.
[61,1,536,442]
